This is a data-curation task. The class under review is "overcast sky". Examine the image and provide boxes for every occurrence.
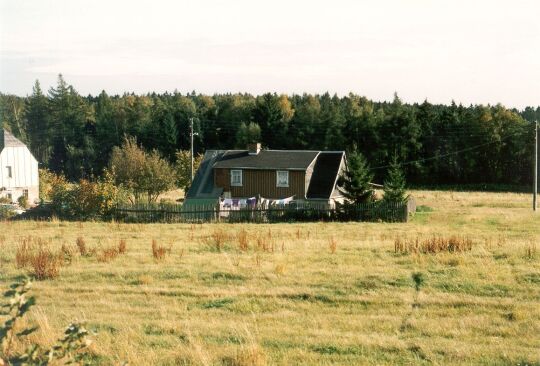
[1,0,539,108]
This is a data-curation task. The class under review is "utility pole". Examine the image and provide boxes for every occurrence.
[190,117,194,183]
[534,120,538,211]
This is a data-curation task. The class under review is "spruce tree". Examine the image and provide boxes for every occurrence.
[383,155,408,203]
[338,151,374,204]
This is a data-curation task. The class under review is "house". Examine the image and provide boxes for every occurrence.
[0,129,39,205]
[185,143,346,207]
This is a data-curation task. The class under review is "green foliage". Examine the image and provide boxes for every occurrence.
[17,195,29,209]
[338,151,374,204]
[383,155,408,203]
[110,137,176,203]
[235,122,262,147]
[0,278,95,365]
[49,170,122,220]
[0,76,537,187]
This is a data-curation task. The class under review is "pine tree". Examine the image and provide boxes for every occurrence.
[25,80,50,163]
[338,151,374,203]
[383,155,407,203]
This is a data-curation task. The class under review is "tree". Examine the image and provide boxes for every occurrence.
[25,80,50,163]
[383,155,408,203]
[109,136,175,202]
[175,150,203,192]
[338,151,374,203]
[235,122,261,147]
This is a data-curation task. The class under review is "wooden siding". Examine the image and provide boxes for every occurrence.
[213,168,305,199]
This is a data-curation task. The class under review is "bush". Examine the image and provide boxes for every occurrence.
[49,170,123,220]
[17,195,28,209]
[0,205,16,220]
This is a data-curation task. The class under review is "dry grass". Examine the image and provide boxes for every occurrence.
[76,236,87,256]
[151,239,170,261]
[97,247,120,263]
[237,229,249,251]
[118,239,127,254]
[30,248,61,280]
[0,190,539,365]
[329,237,337,254]
[394,235,473,254]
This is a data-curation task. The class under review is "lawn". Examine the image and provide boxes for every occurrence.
[0,190,539,365]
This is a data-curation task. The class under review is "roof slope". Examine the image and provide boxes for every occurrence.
[306,152,344,199]
[185,150,225,199]
[0,129,26,151]
[213,150,319,170]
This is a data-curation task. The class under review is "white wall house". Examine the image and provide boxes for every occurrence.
[0,129,39,205]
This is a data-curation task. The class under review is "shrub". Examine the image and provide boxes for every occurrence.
[17,195,29,209]
[0,205,16,220]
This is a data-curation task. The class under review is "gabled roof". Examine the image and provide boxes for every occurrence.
[306,152,345,199]
[213,150,319,170]
[186,148,347,200]
[0,129,26,151]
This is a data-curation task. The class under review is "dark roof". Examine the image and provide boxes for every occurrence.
[0,129,26,151]
[306,152,344,199]
[186,150,225,198]
[213,150,319,170]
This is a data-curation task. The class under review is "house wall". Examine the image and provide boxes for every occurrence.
[214,168,305,199]
[0,146,39,204]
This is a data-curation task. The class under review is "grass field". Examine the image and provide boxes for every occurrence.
[1,190,539,365]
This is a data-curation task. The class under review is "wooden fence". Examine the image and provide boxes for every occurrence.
[114,201,409,223]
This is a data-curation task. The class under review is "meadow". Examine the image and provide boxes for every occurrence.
[0,190,539,365]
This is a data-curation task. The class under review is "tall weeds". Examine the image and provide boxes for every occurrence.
[395,235,473,254]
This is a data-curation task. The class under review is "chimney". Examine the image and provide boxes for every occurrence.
[248,143,261,155]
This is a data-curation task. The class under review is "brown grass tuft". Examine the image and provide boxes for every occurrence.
[152,239,168,261]
[329,237,337,254]
[97,247,120,263]
[395,235,473,254]
[76,236,87,256]
[118,239,127,254]
[31,248,61,280]
[15,237,34,268]
[208,229,228,251]
[237,229,249,251]
[223,345,267,366]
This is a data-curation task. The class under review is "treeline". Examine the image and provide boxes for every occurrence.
[1,74,538,186]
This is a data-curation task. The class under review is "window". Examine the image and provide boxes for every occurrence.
[231,170,242,186]
[6,193,12,202]
[6,166,12,178]
[276,170,289,187]
[23,189,28,198]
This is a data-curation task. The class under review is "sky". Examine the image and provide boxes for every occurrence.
[1,0,539,108]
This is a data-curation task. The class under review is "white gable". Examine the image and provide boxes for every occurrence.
[0,145,39,189]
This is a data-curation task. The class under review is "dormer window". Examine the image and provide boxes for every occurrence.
[231,169,242,186]
[276,170,289,187]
